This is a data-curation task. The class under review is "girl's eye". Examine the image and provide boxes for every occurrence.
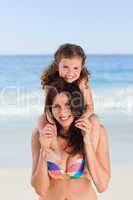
[74,67,78,70]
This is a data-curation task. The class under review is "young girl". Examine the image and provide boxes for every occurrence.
[41,43,94,115]
[38,43,100,158]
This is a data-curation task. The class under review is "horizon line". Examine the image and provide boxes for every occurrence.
[0,53,133,56]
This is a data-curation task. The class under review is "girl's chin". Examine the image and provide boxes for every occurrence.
[63,77,75,82]
[65,79,75,83]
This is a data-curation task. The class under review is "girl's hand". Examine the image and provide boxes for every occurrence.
[75,116,92,139]
[79,78,88,91]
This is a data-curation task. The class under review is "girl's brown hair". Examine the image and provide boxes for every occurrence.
[41,43,91,89]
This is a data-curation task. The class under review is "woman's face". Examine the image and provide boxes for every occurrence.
[58,57,82,83]
[52,92,74,131]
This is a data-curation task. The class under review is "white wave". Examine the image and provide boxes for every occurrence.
[93,72,133,82]
[93,86,133,116]
[0,86,133,117]
[0,89,44,117]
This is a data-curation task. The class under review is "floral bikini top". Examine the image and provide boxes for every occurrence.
[47,158,85,179]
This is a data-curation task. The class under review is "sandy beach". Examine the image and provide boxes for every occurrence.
[0,165,133,200]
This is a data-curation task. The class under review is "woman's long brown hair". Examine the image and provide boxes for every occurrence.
[45,78,86,155]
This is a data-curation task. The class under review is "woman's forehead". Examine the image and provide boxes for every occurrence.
[53,92,69,105]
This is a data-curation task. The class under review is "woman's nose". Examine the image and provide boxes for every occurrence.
[60,107,69,115]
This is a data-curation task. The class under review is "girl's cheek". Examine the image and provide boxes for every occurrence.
[59,70,66,77]
[77,72,81,77]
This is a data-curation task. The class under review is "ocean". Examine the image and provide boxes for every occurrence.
[0,55,133,167]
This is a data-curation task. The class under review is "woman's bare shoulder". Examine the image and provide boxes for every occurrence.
[37,114,47,130]
[38,114,47,124]
[31,128,40,150]
[32,127,39,137]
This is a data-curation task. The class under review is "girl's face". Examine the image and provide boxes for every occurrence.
[58,57,83,83]
[52,92,74,132]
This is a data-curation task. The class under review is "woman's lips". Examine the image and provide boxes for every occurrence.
[59,115,71,121]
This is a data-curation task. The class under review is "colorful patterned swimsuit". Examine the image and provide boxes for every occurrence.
[47,158,85,179]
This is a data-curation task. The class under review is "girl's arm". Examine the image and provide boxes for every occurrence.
[79,78,94,116]
[31,129,50,198]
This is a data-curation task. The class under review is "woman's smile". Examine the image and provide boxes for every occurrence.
[59,114,73,125]
[59,115,71,121]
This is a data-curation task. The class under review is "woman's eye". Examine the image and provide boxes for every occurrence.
[63,65,68,69]
[53,105,60,110]
[65,103,71,108]
[74,67,78,70]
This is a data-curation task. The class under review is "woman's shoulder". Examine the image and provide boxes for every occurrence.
[38,114,47,123]
[32,126,41,137]
[31,128,40,149]
[37,114,48,130]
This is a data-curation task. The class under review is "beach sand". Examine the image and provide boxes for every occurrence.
[0,165,133,200]
[98,165,133,200]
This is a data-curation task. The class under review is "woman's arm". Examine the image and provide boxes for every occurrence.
[75,119,111,193]
[84,125,111,193]
[31,129,50,197]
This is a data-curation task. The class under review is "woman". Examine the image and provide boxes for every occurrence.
[31,80,111,200]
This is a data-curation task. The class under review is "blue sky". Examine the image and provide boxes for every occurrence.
[0,0,133,54]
